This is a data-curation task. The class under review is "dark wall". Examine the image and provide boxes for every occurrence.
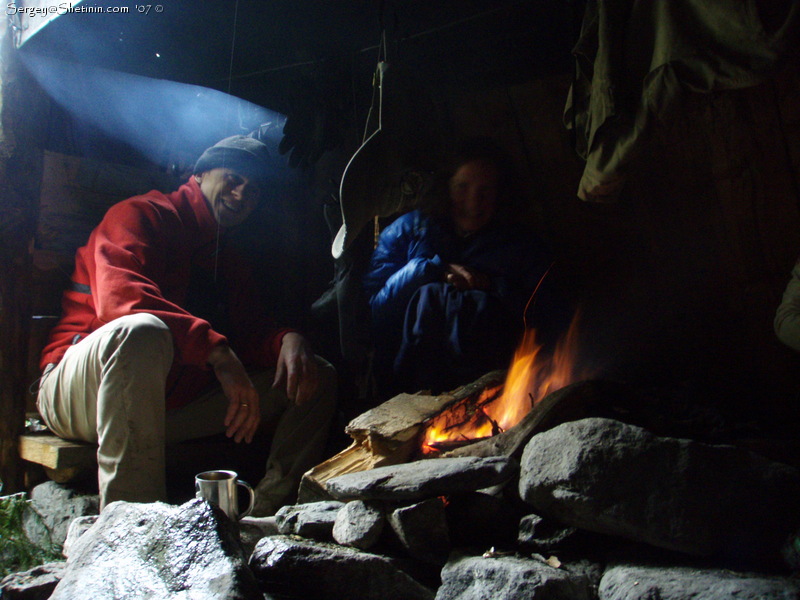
[436,63,800,432]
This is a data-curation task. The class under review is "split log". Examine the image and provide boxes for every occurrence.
[298,371,506,502]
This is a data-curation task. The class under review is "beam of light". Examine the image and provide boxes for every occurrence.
[19,52,286,169]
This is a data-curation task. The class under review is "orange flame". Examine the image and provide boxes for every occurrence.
[421,313,584,454]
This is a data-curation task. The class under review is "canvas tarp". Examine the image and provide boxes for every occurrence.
[565,0,800,202]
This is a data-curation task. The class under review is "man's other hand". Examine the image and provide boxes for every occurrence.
[274,332,319,405]
[208,344,261,443]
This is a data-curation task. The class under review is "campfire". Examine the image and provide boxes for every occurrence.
[421,314,586,456]
[299,314,589,502]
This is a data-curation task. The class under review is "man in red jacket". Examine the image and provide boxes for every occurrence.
[37,135,336,515]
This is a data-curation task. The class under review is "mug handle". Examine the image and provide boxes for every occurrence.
[237,479,255,519]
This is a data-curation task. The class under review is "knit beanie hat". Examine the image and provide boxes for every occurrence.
[193,135,272,183]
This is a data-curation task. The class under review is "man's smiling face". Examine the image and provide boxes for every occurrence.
[197,168,262,228]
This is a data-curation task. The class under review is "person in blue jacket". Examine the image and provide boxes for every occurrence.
[363,138,561,397]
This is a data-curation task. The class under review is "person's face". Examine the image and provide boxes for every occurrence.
[449,160,499,234]
[197,168,262,228]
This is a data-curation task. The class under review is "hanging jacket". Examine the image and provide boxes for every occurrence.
[565,0,800,202]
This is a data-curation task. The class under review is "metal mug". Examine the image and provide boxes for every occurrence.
[195,470,255,520]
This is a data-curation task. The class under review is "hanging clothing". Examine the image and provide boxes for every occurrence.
[565,0,800,202]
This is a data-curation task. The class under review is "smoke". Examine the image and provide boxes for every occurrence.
[20,52,286,170]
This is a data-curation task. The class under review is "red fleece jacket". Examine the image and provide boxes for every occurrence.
[40,177,291,408]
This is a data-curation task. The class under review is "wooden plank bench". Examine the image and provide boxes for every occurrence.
[18,433,96,483]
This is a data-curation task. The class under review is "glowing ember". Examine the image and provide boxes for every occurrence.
[421,314,584,454]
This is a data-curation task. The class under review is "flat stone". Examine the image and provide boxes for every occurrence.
[435,553,595,600]
[333,500,385,549]
[275,501,344,541]
[599,563,800,600]
[326,456,517,501]
[49,498,260,600]
[388,498,450,564]
[518,418,800,562]
[250,534,435,600]
[0,561,65,600]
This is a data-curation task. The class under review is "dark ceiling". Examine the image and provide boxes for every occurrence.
[22,0,580,113]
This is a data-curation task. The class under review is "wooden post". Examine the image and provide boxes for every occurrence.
[0,26,46,493]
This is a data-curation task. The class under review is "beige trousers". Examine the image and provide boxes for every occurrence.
[37,314,337,514]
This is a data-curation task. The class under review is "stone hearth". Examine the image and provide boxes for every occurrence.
[3,380,800,599]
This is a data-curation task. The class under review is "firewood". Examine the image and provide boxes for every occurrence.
[299,371,507,502]
[440,380,612,460]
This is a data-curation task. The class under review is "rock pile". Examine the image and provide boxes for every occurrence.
[3,417,800,599]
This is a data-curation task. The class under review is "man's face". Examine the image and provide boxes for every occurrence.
[197,168,262,228]
[449,160,499,234]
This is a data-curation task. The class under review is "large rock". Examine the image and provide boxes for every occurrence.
[435,553,595,600]
[326,456,517,501]
[0,562,65,600]
[599,563,800,600]
[49,498,260,600]
[250,534,435,600]
[22,482,99,550]
[518,418,800,562]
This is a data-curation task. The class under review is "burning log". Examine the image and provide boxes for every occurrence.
[439,380,612,461]
[299,378,611,505]
[298,371,506,503]
[299,318,596,502]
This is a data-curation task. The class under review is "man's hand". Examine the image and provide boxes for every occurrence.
[445,263,491,291]
[274,332,319,405]
[207,344,261,443]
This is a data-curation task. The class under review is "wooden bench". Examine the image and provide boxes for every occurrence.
[18,433,97,483]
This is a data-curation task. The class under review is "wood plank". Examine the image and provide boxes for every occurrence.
[18,434,96,470]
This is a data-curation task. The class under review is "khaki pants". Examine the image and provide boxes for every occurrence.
[37,314,337,514]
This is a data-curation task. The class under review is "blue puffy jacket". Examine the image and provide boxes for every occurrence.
[363,209,557,394]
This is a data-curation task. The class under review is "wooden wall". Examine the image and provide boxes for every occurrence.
[0,32,47,492]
